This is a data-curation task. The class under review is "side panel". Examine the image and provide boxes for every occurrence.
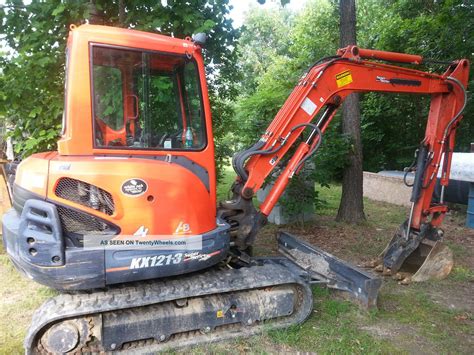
[47,155,216,235]
[14,152,55,197]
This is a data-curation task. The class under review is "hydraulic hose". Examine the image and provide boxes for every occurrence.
[291,123,323,175]
[233,139,286,182]
[444,76,467,142]
[410,144,429,204]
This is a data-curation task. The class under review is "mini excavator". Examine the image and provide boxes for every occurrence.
[1,25,469,353]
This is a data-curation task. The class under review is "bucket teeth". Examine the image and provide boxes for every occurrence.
[399,276,412,285]
[375,222,454,283]
[393,272,411,281]
[382,267,392,276]
[362,259,380,268]
[393,272,404,281]
[374,264,384,272]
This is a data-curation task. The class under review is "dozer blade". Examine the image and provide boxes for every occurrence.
[373,222,453,283]
[278,231,382,309]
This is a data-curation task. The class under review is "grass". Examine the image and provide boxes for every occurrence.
[376,281,473,353]
[0,252,57,354]
[445,240,471,259]
[268,287,398,354]
[212,171,473,354]
[0,172,472,354]
[317,184,343,216]
[216,164,236,202]
[449,266,474,282]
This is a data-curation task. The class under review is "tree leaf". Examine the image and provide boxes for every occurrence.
[52,4,66,17]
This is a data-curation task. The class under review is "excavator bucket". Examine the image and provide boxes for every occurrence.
[407,240,453,282]
[370,223,454,284]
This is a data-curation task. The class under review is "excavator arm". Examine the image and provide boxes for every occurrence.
[219,46,469,276]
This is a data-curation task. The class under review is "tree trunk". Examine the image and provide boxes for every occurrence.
[336,0,366,223]
[118,0,126,27]
[88,1,102,25]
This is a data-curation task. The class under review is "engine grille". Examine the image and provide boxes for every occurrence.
[57,205,118,236]
[55,177,115,216]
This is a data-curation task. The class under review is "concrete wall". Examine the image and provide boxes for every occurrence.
[363,171,412,207]
[363,152,473,206]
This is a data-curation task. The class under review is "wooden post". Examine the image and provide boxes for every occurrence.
[0,159,12,215]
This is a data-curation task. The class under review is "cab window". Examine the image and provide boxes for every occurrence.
[91,46,206,150]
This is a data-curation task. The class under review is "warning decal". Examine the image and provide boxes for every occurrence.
[336,70,353,88]
[300,97,317,116]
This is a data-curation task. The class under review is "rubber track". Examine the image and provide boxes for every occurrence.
[26,260,313,354]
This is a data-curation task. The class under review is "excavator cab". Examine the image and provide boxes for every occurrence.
[2,25,230,290]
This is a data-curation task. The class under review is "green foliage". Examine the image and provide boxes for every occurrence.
[235,55,299,147]
[232,0,347,214]
[288,0,339,67]
[210,96,235,181]
[278,118,350,219]
[357,0,474,171]
[236,4,294,95]
[94,65,125,131]
[233,0,341,151]
[313,114,351,182]
[279,169,318,221]
[2,0,473,195]
[0,0,238,167]
[360,92,431,171]
[0,1,87,157]
[147,75,180,133]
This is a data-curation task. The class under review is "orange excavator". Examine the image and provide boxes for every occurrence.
[1,25,469,353]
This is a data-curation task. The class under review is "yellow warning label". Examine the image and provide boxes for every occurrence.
[336,70,353,88]
[216,310,224,318]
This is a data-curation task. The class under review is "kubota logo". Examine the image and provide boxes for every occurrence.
[121,178,148,196]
